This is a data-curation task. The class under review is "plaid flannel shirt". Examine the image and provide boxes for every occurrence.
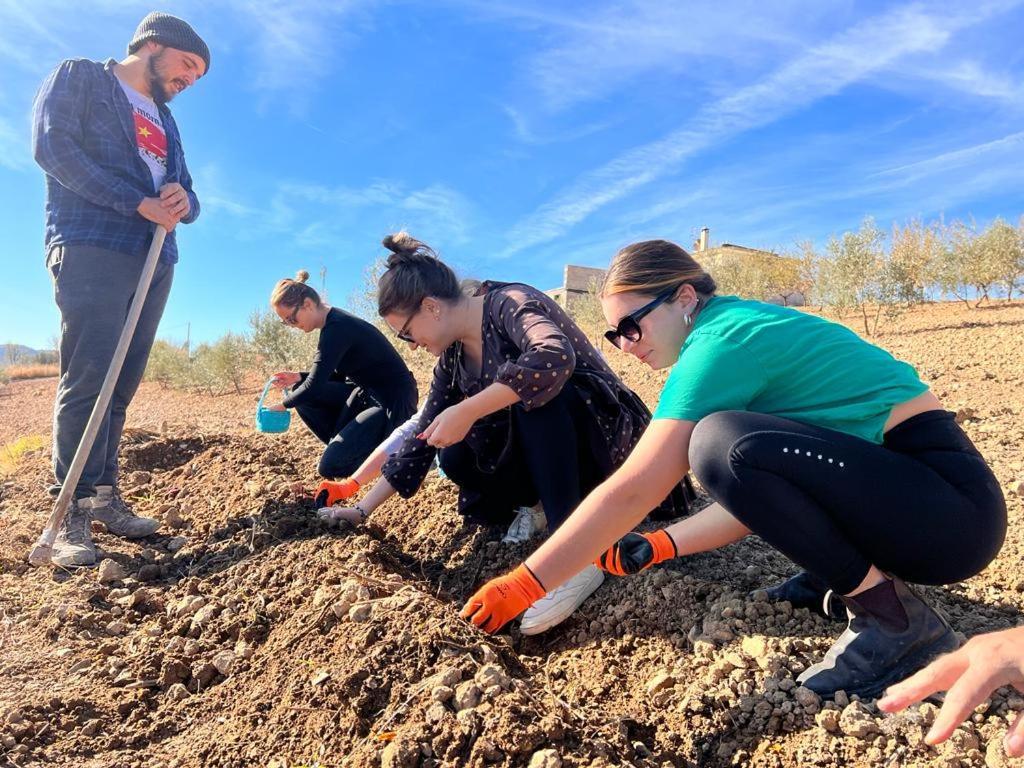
[32,58,200,264]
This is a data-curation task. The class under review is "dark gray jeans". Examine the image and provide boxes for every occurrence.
[48,244,174,499]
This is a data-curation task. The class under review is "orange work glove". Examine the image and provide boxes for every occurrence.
[314,478,360,507]
[461,564,547,634]
[595,530,677,576]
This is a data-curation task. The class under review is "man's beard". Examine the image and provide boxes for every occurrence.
[146,51,173,104]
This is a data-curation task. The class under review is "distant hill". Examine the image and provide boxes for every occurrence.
[0,344,55,366]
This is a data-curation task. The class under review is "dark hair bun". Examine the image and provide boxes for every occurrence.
[294,269,310,283]
[382,232,438,268]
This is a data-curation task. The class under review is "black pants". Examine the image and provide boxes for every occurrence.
[689,410,1006,594]
[439,384,605,531]
[294,381,389,479]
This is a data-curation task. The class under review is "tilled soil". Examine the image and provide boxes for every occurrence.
[2,301,1024,767]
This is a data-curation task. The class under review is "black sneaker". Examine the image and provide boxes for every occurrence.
[760,571,846,621]
[796,578,961,700]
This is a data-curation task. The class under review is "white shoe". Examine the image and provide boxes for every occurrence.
[502,504,547,544]
[519,564,604,636]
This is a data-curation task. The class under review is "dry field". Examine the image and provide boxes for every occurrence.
[1,300,1023,768]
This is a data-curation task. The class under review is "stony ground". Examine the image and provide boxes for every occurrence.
[1,301,1024,768]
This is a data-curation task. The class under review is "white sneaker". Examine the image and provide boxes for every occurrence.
[519,564,604,636]
[502,504,547,544]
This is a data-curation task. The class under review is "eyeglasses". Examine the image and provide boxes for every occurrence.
[280,302,302,326]
[604,288,677,349]
[396,308,419,343]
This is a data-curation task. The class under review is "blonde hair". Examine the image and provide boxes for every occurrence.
[601,239,717,298]
[270,269,322,309]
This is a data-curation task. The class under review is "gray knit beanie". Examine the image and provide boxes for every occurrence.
[128,12,210,74]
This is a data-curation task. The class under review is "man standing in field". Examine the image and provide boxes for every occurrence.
[32,12,209,566]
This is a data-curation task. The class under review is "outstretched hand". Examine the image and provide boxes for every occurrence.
[878,626,1024,756]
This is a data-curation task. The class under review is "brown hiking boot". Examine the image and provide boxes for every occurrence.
[82,485,160,538]
[52,499,97,567]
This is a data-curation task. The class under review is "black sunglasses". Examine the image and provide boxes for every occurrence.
[396,308,419,343]
[604,288,677,349]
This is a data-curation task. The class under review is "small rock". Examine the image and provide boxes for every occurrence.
[128,470,152,487]
[645,671,675,695]
[81,718,102,737]
[839,702,878,738]
[160,659,190,688]
[212,650,235,676]
[167,683,190,702]
[348,603,372,622]
[793,686,820,711]
[97,559,126,584]
[191,661,217,688]
[431,685,454,703]
[453,681,482,711]
[475,663,510,690]
[381,738,419,768]
[166,537,187,553]
[311,669,331,686]
[816,708,841,733]
[137,564,161,582]
[191,602,221,626]
[164,506,186,529]
[742,635,769,662]
[234,641,255,660]
[56,648,74,658]
[435,667,463,688]
[528,748,562,768]
[722,651,748,670]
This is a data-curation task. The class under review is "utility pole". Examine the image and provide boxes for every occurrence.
[185,322,191,356]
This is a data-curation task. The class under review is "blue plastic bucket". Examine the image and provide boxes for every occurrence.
[255,379,291,433]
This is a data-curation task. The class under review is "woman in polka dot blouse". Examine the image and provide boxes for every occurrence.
[320,232,693,635]
[462,238,1005,703]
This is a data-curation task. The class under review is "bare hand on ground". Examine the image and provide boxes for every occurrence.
[137,196,179,231]
[878,626,1024,756]
[159,182,190,219]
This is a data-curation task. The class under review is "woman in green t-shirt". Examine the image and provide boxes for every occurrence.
[460,238,1006,701]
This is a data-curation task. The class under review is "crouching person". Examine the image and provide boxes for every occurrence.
[319,233,692,635]
[267,270,418,479]
[462,238,1005,701]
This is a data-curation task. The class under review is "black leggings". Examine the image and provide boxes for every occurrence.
[689,410,1006,594]
[439,384,605,531]
[294,381,389,479]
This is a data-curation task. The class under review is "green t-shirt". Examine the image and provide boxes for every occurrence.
[652,296,928,444]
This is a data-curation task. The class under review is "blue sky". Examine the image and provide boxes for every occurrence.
[2,0,1023,349]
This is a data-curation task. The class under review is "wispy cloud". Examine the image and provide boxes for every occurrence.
[875,131,1024,181]
[500,2,1014,256]
[238,178,478,250]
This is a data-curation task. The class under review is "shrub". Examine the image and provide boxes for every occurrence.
[145,340,191,389]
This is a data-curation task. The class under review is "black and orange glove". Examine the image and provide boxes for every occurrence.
[595,530,677,576]
[460,564,547,634]
[314,478,360,507]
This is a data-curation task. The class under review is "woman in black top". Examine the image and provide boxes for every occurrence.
[268,270,418,479]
